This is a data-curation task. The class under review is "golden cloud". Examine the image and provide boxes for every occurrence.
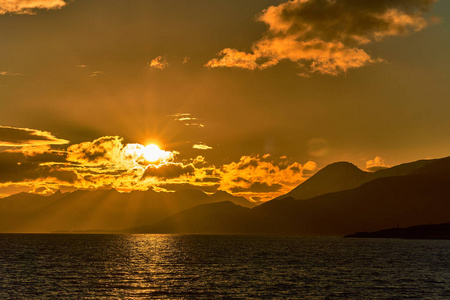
[182,56,190,64]
[0,134,317,201]
[89,71,104,77]
[0,0,67,15]
[148,56,169,70]
[193,143,213,150]
[206,0,437,75]
[67,136,174,170]
[366,156,389,172]
[0,71,24,76]
[218,154,316,201]
[169,113,205,128]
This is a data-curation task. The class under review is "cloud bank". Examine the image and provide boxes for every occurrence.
[218,154,316,201]
[206,0,438,75]
[0,126,317,200]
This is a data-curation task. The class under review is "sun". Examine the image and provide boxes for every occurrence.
[141,143,173,163]
[142,144,164,162]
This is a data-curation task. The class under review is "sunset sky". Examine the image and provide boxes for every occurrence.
[0,0,449,201]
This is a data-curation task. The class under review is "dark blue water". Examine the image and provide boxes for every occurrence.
[1,234,449,299]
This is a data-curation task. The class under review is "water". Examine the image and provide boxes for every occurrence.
[1,234,449,299]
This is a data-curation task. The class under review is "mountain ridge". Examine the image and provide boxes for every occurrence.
[274,157,447,201]
[0,188,255,233]
[127,157,450,235]
[2,156,450,235]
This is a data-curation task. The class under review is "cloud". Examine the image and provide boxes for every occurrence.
[206,0,437,75]
[195,177,220,183]
[230,182,282,193]
[0,0,67,15]
[366,156,389,172]
[89,71,104,77]
[0,134,316,201]
[67,136,124,166]
[148,56,169,70]
[193,143,213,150]
[0,125,69,147]
[0,152,76,184]
[169,113,205,128]
[170,113,192,119]
[6,144,53,156]
[143,163,195,179]
[182,56,191,64]
[184,123,205,128]
[67,136,174,170]
[0,71,24,76]
[218,154,316,201]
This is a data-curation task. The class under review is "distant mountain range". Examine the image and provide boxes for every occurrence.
[2,156,450,235]
[0,189,254,233]
[127,156,450,236]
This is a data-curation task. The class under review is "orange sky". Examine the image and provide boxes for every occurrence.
[0,0,449,200]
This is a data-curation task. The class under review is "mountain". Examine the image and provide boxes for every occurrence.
[3,156,450,235]
[410,157,450,178]
[276,162,369,200]
[0,189,255,233]
[248,174,450,235]
[275,157,445,200]
[127,201,251,234]
[345,222,450,239]
[129,157,450,235]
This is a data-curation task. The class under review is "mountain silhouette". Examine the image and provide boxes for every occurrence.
[127,201,251,234]
[128,156,450,235]
[2,156,450,235]
[275,157,444,200]
[0,189,254,233]
[275,162,369,200]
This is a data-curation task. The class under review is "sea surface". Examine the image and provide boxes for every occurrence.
[1,234,449,299]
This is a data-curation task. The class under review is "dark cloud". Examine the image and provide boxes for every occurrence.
[0,125,69,147]
[195,177,221,183]
[230,182,282,193]
[237,159,259,170]
[26,152,68,163]
[0,152,77,183]
[268,0,435,44]
[366,166,389,172]
[289,166,301,174]
[143,163,195,179]
[232,177,252,183]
